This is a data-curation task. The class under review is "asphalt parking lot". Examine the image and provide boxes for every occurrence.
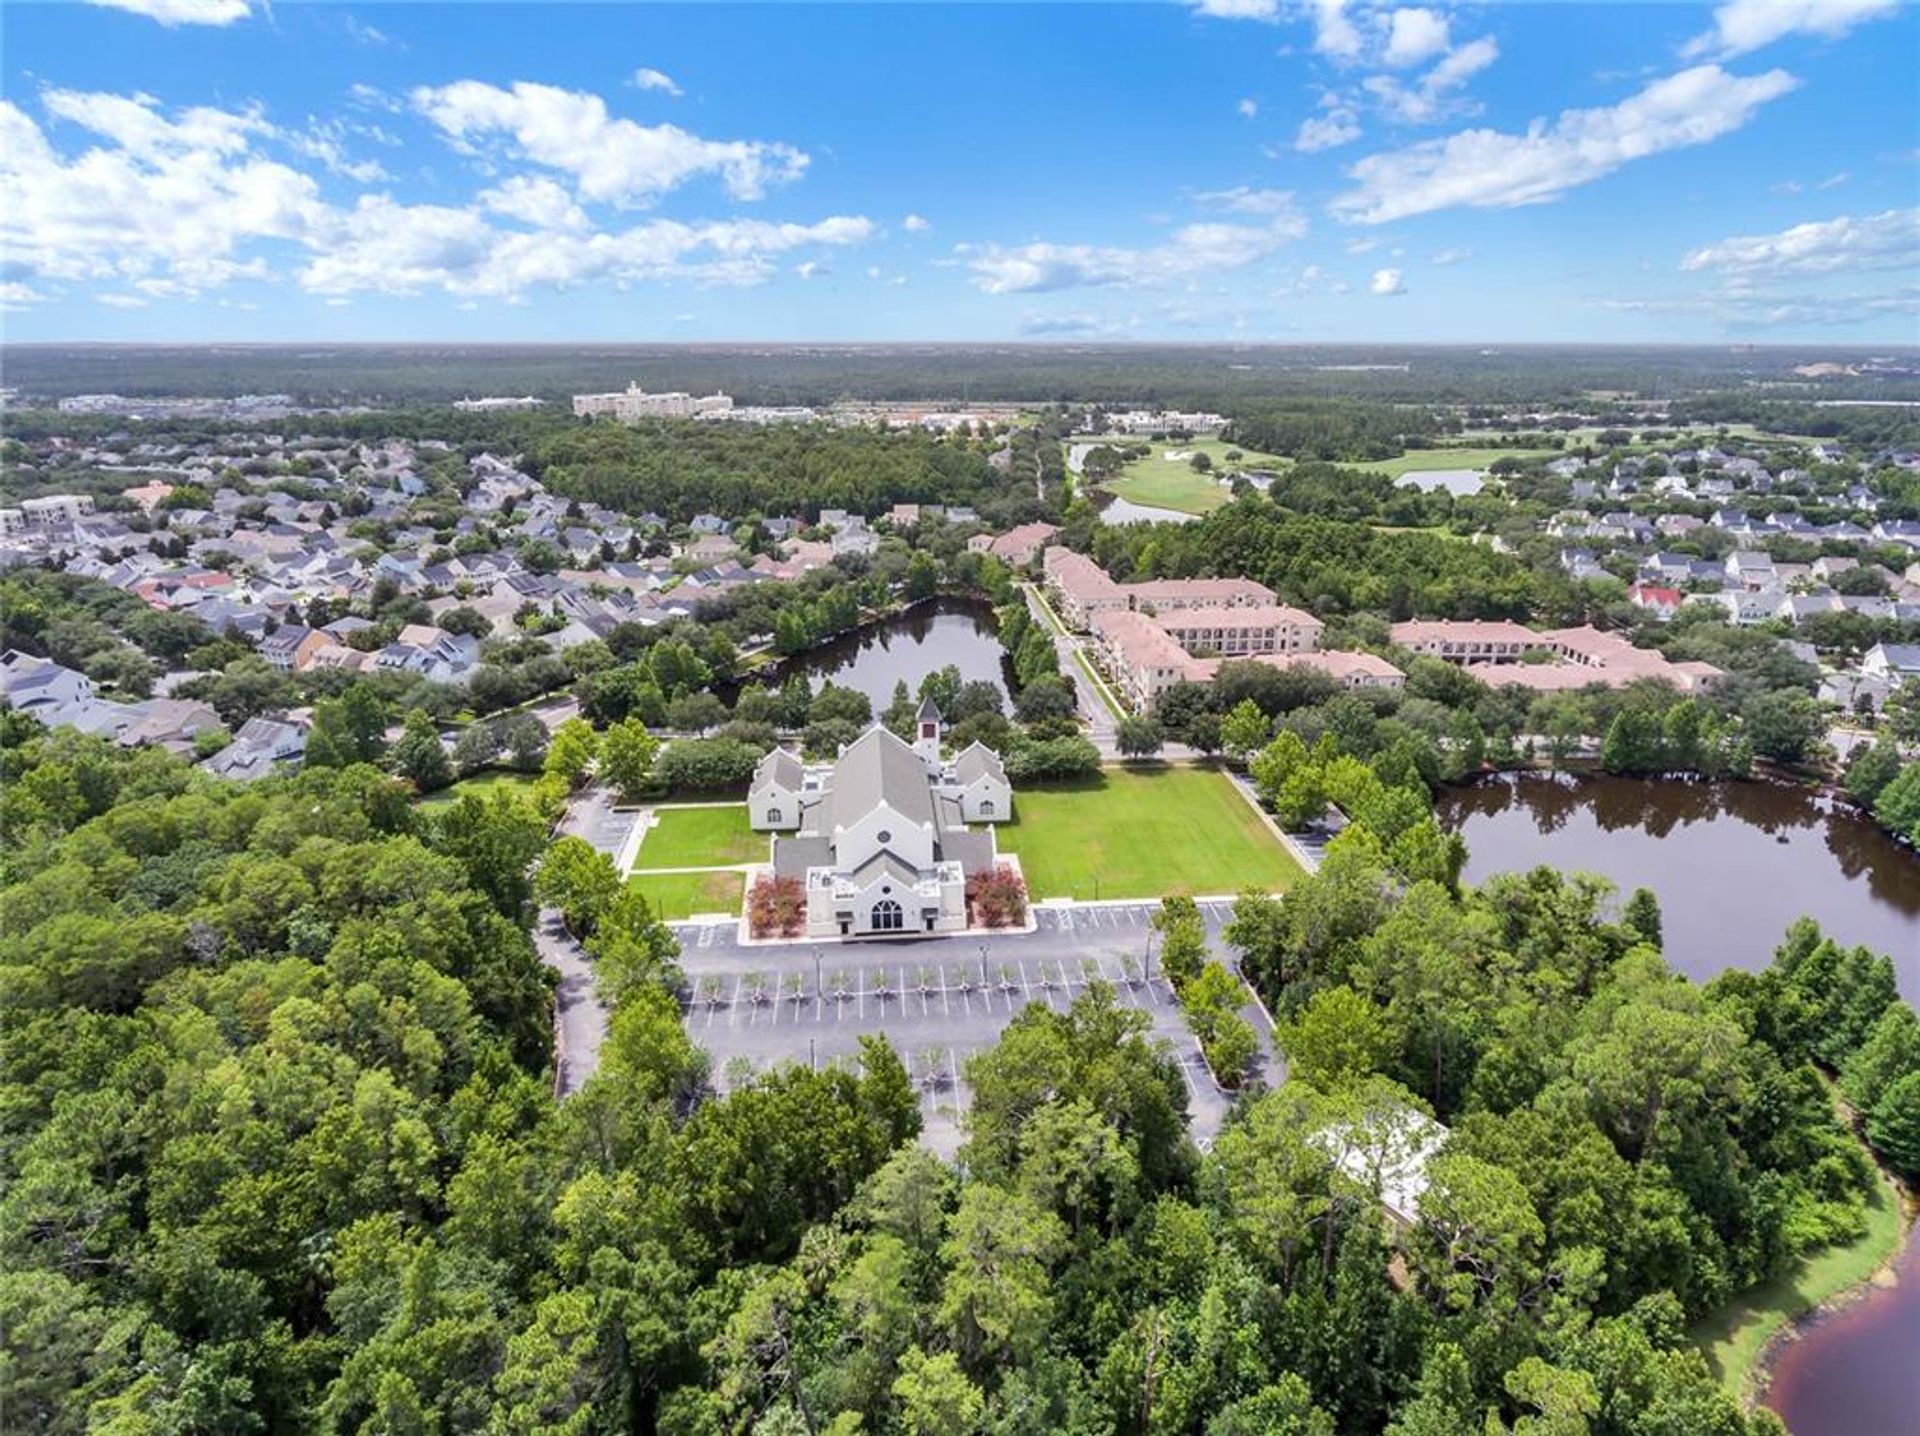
[672,897,1266,1155]
[562,789,643,866]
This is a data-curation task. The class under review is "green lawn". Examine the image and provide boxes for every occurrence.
[1692,1156,1906,1401]
[1357,446,1558,479]
[998,765,1304,900]
[1094,436,1291,516]
[636,805,764,869]
[630,869,745,920]
[417,769,542,807]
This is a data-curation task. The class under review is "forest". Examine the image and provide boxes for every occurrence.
[5,342,1916,411]
[5,709,1917,1435]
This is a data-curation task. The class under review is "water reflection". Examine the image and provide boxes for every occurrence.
[1437,774,1920,995]
[740,598,1014,709]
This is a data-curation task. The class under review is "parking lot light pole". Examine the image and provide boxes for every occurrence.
[812,946,822,999]
[1145,927,1156,984]
[978,944,987,987]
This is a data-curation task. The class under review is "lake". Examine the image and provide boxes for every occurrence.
[1395,467,1485,497]
[750,597,1014,709]
[1435,774,1919,995]
[1436,772,1920,1435]
[1099,495,1202,525]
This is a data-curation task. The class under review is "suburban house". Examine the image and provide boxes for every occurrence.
[200,715,308,781]
[259,624,334,673]
[750,719,1011,938]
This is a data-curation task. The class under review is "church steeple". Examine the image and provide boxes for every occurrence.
[913,694,943,765]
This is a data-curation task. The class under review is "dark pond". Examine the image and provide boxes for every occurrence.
[1766,1231,1920,1436]
[748,597,1013,709]
[1435,773,1919,996]
[1436,773,1920,1436]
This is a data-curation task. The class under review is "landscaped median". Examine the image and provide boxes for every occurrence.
[996,764,1306,900]
[627,802,764,920]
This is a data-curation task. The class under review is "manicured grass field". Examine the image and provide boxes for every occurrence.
[1357,445,1558,478]
[631,869,745,920]
[635,805,764,869]
[997,765,1304,900]
[1097,436,1291,516]
[417,769,542,807]
[1692,1147,1906,1400]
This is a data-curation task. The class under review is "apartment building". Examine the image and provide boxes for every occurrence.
[572,383,734,421]
[1389,619,1540,665]
[1155,604,1324,658]
[20,494,95,527]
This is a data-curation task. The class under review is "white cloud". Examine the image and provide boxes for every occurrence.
[285,118,392,184]
[85,0,249,25]
[1237,97,1260,119]
[1429,246,1472,265]
[1818,170,1850,189]
[1296,106,1362,152]
[1019,311,1111,336]
[1311,0,1365,58]
[1333,65,1798,224]
[1370,267,1406,295]
[300,206,873,298]
[1345,235,1381,254]
[1383,8,1451,67]
[1597,284,1919,329]
[1189,0,1279,17]
[1,86,875,306]
[477,175,589,231]
[903,213,932,233]
[794,260,828,279]
[1192,186,1301,218]
[631,67,684,97]
[1364,35,1498,122]
[1683,0,1897,59]
[966,218,1304,294]
[1681,208,1920,278]
[410,80,808,206]
[95,292,149,308]
[0,281,50,309]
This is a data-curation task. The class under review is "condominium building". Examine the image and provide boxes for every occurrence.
[572,383,735,422]
[20,494,95,527]
[1155,604,1324,658]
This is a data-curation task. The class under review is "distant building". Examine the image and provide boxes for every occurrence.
[572,382,733,422]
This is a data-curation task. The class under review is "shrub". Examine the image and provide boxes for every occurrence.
[966,865,1029,928]
[748,874,806,938]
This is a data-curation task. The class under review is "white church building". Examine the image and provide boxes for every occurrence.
[748,700,1013,938]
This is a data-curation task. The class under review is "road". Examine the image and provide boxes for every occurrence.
[536,785,641,1097]
[536,908,604,1097]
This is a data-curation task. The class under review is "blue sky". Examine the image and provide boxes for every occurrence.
[2,0,1915,343]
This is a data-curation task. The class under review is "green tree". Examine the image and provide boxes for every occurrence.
[389,709,452,792]
[892,1346,985,1436]
[1220,699,1271,763]
[543,718,599,790]
[1868,1071,1920,1176]
[1280,985,1394,1091]
[307,684,390,769]
[598,719,661,803]
[1116,715,1165,758]
[536,836,621,934]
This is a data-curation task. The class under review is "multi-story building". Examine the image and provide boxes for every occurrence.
[20,494,95,527]
[1388,619,1539,665]
[1154,604,1324,658]
[572,383,734,421]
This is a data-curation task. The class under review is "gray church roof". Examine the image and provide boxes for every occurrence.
[952,741,1007,785]
[828,727,937,832]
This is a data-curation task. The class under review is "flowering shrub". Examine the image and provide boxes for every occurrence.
[966,865,1029,928]
[747,874,806,938]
